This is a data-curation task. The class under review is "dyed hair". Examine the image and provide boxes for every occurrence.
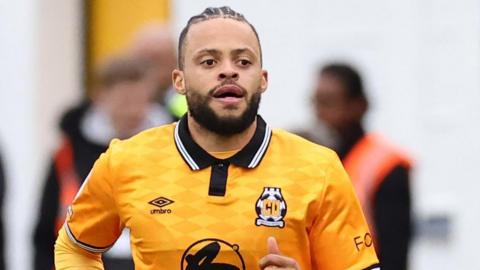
[177,6,262,70]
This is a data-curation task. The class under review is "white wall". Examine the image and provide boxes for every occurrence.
[0,1,39,269]
[0,0,82,269]
[0,1,479,269]
[173,1,480,269]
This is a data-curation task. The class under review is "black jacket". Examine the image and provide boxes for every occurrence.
[32,102,134,270]
[337,125,412,270]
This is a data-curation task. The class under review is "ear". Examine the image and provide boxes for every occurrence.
[260,70,268,93]
[358,98,368,115]
[92,86,106,103]
[172,69,186,95]
[351,98,368,121]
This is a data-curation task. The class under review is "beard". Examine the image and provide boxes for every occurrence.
[186,88,261,136]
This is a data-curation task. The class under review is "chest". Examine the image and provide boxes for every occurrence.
[114,164,318,269]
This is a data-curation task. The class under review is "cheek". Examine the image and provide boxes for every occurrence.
[184,75,214,95]
[103,96,122,116]
[117,95,150,117]
[317,106,343,124]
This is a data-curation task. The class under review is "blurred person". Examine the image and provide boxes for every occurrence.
[298,63,412,270]
[54,6,379,270]
[33,55,170,270]
[128,23,188,120]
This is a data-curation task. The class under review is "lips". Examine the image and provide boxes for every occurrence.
[212,84,245,98]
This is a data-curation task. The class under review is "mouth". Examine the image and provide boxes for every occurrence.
[212,84,245,98]
[211,84,245,106]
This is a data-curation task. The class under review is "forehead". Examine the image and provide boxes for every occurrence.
[184,18,260,56]
[316,74,349,96]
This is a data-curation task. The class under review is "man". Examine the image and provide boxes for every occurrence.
[55,7,379,269]
[34,55,169,270]
[128,23,188,120]
[299,63,412,270]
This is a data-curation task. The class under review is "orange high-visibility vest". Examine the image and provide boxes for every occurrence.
[53,138,81,233]
[343,133,411,239]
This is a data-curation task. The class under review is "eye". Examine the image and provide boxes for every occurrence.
[200,59,216,67]
[238,59,252,66]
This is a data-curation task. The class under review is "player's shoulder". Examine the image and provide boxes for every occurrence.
[270,128,339,164]
[108,122,176,155]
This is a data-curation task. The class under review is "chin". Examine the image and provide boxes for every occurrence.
[215,109,246,120]
[211,102,246,113]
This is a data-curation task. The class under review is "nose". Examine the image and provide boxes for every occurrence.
[218,62,239,81]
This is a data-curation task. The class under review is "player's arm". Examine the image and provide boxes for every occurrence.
[309,153,380,270]
[54,227,103,269]
[54,140,123,269]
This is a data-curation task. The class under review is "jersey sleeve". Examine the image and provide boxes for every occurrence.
[309,154,380,270]
[54,226,104,269]
[63,140,123,253]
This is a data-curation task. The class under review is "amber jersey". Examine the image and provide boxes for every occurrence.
[63,115,379,270]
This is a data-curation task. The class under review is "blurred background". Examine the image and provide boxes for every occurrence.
[0,0,479,269]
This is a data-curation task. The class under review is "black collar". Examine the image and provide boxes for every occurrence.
[174,115,272,170]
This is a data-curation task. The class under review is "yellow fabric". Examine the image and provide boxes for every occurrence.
[56,122,378,269]
[85,0,170,96]
[54,227,103,269]
[88,0,170,67]
[208,149,239,159]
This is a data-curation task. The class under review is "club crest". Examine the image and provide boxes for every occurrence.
[255,187,287,228]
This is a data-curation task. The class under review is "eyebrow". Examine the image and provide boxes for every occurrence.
[231,48,256,57]
[193,47,257,58]
[195,48,221,57]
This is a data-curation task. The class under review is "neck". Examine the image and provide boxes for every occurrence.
[336,122,365,159]
[187,114,257,152]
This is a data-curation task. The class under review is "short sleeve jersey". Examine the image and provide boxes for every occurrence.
[65,115,379,270]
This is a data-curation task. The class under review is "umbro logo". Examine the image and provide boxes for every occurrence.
[149,196,174,214]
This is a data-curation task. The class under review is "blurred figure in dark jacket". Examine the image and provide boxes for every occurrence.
[297,63,413,270]
[33,55,170,270]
